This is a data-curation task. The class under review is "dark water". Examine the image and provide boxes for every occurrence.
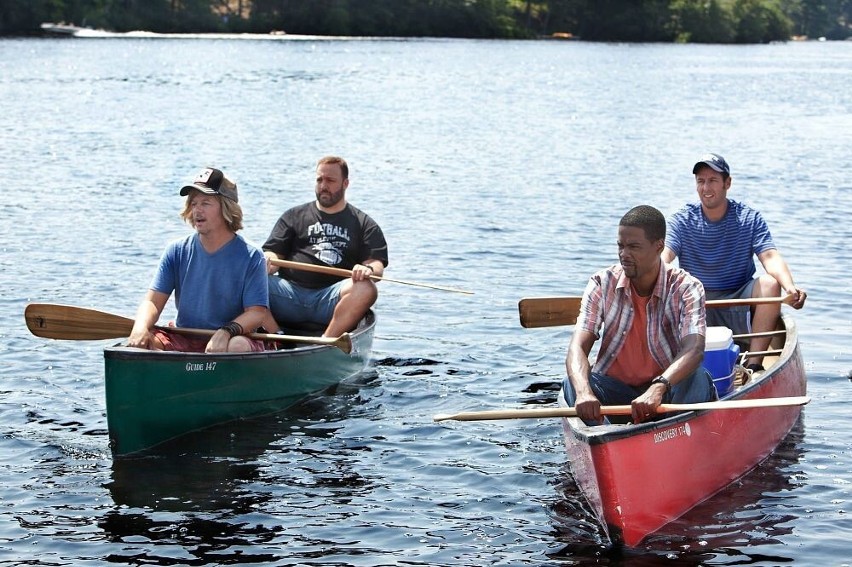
[1,36,851,565]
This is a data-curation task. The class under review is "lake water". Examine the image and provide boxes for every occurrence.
[1,35,851,565]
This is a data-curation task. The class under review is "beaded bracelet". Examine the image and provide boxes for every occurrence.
[220,321,243,337]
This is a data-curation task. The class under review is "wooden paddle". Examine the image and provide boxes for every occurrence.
[24,303,353,354]
[518,294,797,328]
[269,258,474,295]
[433,395,811,422]
[733,329,787,340]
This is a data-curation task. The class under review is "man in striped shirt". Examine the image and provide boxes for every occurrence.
[662,153,807,373]
[564,205,717,425]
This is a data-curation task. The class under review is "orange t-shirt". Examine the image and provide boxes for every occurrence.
[607,292,664,386]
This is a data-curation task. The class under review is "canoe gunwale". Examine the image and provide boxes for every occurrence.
[104,310,375,362]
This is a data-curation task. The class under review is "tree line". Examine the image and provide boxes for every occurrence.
[2,0,850,42]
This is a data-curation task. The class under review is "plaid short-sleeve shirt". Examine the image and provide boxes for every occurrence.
[576,261,706,376]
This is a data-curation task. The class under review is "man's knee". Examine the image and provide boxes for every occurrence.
[672,368,716,403]
[754,275,781,297]
[341,280,378,305]
[267,275,291,297]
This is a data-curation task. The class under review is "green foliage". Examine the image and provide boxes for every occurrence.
[1,0,849,41]
[733,0,793,41]
[790,0,852,38]
[569,0,675,41]
[250,0,524,38]
[669,0,737,42]
[1,0,60,34]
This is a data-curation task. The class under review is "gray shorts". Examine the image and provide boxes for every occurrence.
[705,278,757,335]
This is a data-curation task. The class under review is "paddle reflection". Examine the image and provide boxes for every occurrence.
[549,416,806,563]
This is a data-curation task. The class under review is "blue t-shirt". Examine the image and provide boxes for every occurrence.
[666,200,775,291]
[150,233,269,329]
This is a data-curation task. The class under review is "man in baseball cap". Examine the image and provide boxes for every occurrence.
[692,153,730,176]
[663,153,807,377]
[180,167,239,202]
[127,167,268,353]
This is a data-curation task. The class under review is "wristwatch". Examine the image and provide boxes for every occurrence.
[650,376,671,394]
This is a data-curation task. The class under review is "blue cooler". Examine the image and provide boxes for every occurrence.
[703,326,740,397]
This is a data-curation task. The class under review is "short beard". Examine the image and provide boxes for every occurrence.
[317,189,343,208]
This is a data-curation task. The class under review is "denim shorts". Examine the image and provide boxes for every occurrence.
[562,367,717,425]
[267,275,346,327]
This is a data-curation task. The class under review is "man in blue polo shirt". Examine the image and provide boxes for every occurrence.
[662,153,807,373]
[128,167,269,353]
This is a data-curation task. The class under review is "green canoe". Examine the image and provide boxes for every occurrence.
[103,311,375,456]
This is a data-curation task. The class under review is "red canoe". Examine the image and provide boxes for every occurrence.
[561,312,807,547]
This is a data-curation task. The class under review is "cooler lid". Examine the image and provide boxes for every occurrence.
[705,326,733,350]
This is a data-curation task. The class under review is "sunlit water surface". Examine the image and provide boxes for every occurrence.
[1,36,850,565]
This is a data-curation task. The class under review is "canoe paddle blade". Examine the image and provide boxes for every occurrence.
[24,303,134,340]
[24,303,354,353]
[518,297,582,328]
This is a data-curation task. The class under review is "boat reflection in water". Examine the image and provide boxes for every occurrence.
[100,374,381,563]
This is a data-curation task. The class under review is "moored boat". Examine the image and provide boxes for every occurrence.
[560,312,806,546]
[103,311,375,456]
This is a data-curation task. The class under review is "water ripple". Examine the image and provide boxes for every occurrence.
[1,37,851,565]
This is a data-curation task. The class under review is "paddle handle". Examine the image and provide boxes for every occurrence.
[161,325,352,353]
[706,294,796,308]
[433,396,811,422]
[518,294,797,328]
[732,329,787,340]
[270,258,356,279]
[269,258,474,295]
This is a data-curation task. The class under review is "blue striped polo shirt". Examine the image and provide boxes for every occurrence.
[665,200,775,291]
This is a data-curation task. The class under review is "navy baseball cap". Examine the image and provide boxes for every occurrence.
[180,167,239,202]
[692,153,730,175]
